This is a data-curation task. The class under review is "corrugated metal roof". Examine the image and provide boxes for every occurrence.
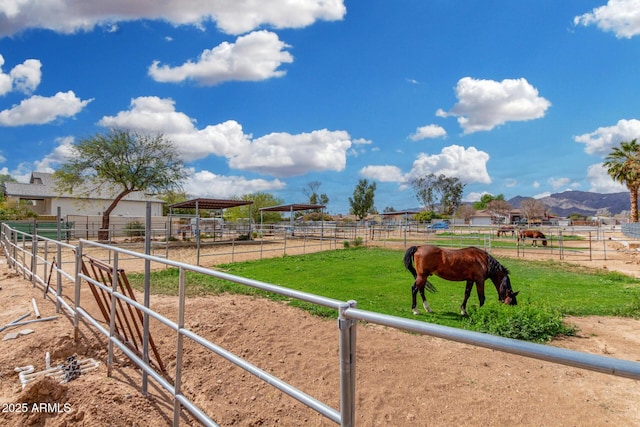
[259,203,325,212]
[168,198,253,210]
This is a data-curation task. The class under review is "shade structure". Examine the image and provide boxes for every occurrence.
[258,203,325,212]
[168,198,253,210]
[168,198,254,266]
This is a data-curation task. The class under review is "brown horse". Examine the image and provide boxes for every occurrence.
[403,245,518,316]
[518,230,547,246]
[496,226,515,237]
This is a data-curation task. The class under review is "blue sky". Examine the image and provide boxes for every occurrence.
[1,1,640,214]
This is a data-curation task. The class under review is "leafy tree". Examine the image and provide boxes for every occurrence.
[349,179,376,220]
[301,211,333,221]
[568,212,587,221]
[473,193,505,210]
[54,129,187,240]
[410,173,465,215]
[225,192,284,223]
[519,199,546,225]
[486,199,512,224]
[414,211,440,222]
[603,139,640,223]
[440,176,465,215]
[160,189,191,216]
[456,204,476,223]
[0,199,38,220]
[383,206,396,213]
[302,181,329,208]
[0,174,17,198]
[411,174,438,211]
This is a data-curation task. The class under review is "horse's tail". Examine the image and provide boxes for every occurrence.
[403,246,419,278]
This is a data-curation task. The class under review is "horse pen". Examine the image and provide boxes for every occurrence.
[1,220,640,426]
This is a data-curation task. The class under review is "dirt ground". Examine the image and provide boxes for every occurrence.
[1,237,640,426]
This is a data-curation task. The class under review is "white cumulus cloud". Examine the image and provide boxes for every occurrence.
[184,169,286,199]
[548,177,571,189]
[149,31,293,85]
[0,0,346,37]
[229,129,352,178]
[0,91,92,126]
[574,118,640,156]
[0,55,41,95]
[409,124,446,141]
[99,96,252,161]
[587,163,628,193]
[359,165,405,182]
[575,0,640,38]
[99,96,352,178]
[408,145,491,184]
[437,77,551,134]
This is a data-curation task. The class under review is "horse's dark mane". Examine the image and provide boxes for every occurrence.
[486,253,508,276]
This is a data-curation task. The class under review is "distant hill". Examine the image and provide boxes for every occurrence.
[508,190,630,217]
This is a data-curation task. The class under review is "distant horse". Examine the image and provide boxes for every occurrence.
[403,245,519,316]
[496,226,515,237]
[518,230,547,247]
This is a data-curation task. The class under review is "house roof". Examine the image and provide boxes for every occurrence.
[471,210,492,217]
[168,198,253,210]
[3,172,164,202]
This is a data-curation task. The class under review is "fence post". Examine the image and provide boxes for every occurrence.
[43,240,49,285]
[173,267,187,425]
[31,233,38,286]
[73,242,83,342]
[107,252,119,377]
[142,202,151,394]
[56,207,63,313]
[12,227,17,269]
[338,300,357,427]
[283,230,287,256]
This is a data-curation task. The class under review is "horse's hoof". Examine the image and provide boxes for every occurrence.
[412,310,420,315]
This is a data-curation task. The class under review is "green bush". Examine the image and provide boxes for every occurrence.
[463,304,576,343]
[413,210,443,222]
[123,221,145,237]
[343,237,364,249]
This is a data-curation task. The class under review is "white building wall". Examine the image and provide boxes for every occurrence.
[51,197,163,217]
[469,216,492,226]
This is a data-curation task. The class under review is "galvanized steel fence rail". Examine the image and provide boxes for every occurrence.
[2,222,640,426]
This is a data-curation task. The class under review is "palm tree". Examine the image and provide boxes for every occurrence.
[603,139,640,223]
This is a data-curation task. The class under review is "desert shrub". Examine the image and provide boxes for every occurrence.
[343,237,364,249]
[463,304,576,343]
[123,221,145,237]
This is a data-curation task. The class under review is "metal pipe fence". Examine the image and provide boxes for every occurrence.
[2,222,640,426]
[623,222,640,239]
[7,217,636,269]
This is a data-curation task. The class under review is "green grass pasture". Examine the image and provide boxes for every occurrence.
[130,247,640,342]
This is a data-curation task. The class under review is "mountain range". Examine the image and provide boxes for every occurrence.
[508,191,630,217]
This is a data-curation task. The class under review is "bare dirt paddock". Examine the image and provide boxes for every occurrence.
[1,236,640,426]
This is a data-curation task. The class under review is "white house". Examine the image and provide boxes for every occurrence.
[468,210,493,226]
[2,172,164,217]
